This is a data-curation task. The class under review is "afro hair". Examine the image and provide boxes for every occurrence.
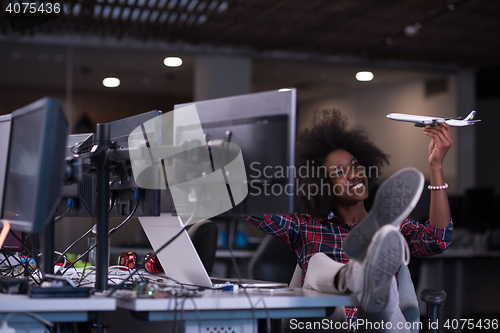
[295,109,390,218]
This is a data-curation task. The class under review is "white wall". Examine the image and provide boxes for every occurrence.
[298,75,459,193]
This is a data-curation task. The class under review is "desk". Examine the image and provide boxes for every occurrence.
[116,288,355,333]
[0,294,116,332]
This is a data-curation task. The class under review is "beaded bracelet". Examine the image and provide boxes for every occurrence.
[428,183,448,190]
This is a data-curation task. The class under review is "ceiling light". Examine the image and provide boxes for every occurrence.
[404,22,421,37]
[356,71,374,82]
[103,77,120,88]
[278,88,292,92]
[164,57,183,67]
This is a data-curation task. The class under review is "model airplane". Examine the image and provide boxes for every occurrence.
[387,110,480,127]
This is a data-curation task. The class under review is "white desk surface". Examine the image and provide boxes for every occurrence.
[0,293,116,313]
[116,287,355,321]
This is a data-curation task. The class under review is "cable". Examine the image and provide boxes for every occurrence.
[57,188,140,267]
[178,296,189,333]
[0,250,18,277]
[227,213,261,333]
[227,210,271,333]
[108,192,116,212]
[55,144,113,265]
[60,192,141,276]
[187,295,202,333]
[107,223,189,296]
[107,202,200,296]
[9,230,40,276]
[1,247,42,284]
[54,198,74,223]
[108,190,140,236]
[55,226,94,265]
[60,242,96,276]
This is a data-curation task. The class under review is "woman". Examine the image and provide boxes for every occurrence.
[243,109,453,331]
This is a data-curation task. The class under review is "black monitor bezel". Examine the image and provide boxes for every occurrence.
[0,114,12,222]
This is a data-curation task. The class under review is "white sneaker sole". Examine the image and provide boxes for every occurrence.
[361,226,404,313]
[344,167,424,260]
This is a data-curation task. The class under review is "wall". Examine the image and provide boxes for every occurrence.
[0,86,192,132]
[298,75,459,193]
[0,86,191,257]
[476,97,500,194]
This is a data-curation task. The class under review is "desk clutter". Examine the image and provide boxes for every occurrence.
[0,248,285,300]
[1,249,196,296]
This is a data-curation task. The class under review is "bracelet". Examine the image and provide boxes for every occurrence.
[428,183,448,190]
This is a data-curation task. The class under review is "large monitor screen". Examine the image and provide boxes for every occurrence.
[0,114,23,251]
[1,98,68,233]
[2,109,44,224]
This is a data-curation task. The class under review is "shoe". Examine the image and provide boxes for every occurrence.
[344,167,424,260]
[338,225,410,314]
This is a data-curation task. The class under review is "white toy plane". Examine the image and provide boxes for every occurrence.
[387,110,480,127]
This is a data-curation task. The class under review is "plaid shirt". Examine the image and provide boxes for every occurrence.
[243,213,453,323]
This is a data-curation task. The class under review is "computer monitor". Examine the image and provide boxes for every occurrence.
[57,133,95,216]
[107,110,162,218]
[55,110,162,219]
[1,98,69,233]
[0,114,11,218]
[0,114,23,251]
[174,89,297,215]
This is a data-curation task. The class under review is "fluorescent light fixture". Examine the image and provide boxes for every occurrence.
[278,88,292,92]
[164,57,183,67]
[103,77,120,88]
[356,71,374,82]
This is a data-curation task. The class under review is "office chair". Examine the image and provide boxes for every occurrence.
[248,234,297,283]
[186,220,218,276]
[283,264,447,333]
[421,289,447,333]
[249,233,447,332]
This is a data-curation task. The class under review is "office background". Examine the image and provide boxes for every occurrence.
[1,0,500,325]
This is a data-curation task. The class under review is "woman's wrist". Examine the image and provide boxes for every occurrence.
[429,163,445,185]
[429,161,443,170]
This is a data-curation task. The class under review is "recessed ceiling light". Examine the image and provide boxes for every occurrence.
[164,57,183,67]
[356,71,374,82]
[103,77,120,88]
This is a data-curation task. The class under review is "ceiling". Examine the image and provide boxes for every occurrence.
[0,41,449,104]
[2,0,500,105]
[2,0,500,68]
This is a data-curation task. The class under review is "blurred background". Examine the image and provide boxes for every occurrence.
[2,0,500,326]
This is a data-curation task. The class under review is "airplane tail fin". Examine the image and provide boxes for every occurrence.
[465,111,476,122]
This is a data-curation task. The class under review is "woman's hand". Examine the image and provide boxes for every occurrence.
[423,123,453,166]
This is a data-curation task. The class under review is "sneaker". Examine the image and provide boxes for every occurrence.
[344,167,424,260]
[338,225,410,314]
